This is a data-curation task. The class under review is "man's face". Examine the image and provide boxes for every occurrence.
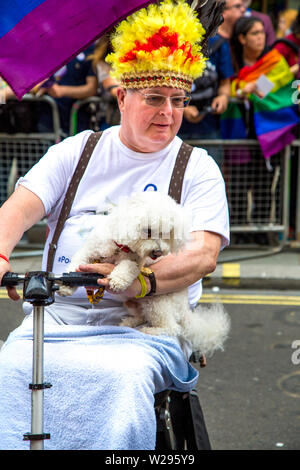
[117,86,185,153]
[223,0,246,25]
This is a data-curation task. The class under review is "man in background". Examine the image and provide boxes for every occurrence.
[218,0,246,40]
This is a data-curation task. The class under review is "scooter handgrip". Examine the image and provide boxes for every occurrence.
[60,272,105,287]
[1,272,22,287]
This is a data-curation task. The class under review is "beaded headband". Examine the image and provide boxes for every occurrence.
[106,0,207,93]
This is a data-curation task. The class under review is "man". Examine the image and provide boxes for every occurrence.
[218,0,246,40]
[179,0,239,167]
[0,0,229,450]
[179,33,234,167]
[242,0,276,46]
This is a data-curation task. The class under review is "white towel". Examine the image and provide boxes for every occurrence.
[0,313,198,450]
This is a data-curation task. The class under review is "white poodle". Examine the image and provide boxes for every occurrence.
[58,191,230,356]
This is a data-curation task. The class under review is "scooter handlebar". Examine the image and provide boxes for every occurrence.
[55,272,104,287]
[1,272,104,288]
[0,272,25,287]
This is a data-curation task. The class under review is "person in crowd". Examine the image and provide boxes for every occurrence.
[274,8,300,76]
[90,36,119,99]
[177,0,242,168]
[230,16,267,83]
[222,16,268,240]
[242,0,276,46]
[89,35,121,128]
[0,79,16,103]
[179,33,234,168]
[276,9,298,38]
[218,0,246,40]
[223,15,299,243]
[274,8,300,238]
[231,15,298,95]
[37,45,98,136]
[0,0,229,450]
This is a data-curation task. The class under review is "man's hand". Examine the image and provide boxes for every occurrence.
[77,263,148,299]
[46,83,64,99]
[183,105,205,123]
[0,259,20,301]
[211,94,229,114]
[238,81,264,99]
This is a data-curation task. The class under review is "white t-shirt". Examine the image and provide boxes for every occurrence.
[18,126,229,310]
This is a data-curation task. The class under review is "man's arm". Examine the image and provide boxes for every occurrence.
[0,186,46,299]
[47,76,98,100]
[211,78,231,114]
[78,230,222,298]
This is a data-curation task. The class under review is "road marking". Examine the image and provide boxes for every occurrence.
[222,263,240,278]
[0,289,22,299]
[199,293,300,306]
[277,371,300,399]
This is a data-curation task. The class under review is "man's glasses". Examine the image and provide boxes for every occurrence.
[136,90,191,108]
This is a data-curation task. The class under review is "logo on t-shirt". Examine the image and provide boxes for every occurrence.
[57,256,71,264]
[144,184,157,192]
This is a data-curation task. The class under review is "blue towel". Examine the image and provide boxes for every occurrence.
[0,314,198,450]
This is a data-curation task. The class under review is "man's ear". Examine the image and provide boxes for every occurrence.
[117,87,126,113]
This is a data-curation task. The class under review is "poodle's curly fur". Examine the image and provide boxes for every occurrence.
[58,192,230,356]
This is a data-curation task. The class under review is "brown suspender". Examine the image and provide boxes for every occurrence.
[46,132,194,271]
[46,132,103,271]
[168,141,194,204]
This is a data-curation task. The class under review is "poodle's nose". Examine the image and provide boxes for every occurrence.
[150,249,163,259]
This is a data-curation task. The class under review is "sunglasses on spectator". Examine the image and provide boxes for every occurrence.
[135,91,191,108]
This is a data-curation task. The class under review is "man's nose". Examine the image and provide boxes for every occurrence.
[159,97,173,114]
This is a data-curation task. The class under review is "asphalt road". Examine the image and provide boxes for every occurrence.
[0,287,300,450]
[197,289,300,450]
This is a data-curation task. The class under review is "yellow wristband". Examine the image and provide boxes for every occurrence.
[135,273,148,299]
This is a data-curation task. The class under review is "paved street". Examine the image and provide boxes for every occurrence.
[0,286,300,450]
[197,289,300,450]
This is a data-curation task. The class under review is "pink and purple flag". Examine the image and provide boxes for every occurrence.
[0,0,154,99]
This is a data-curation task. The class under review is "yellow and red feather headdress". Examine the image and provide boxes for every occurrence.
[106,0,220,92]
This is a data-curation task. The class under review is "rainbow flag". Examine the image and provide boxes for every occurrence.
[221,49,299,159]
[0,0,154,99]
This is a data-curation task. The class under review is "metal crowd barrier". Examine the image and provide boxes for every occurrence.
[0,94,295,248]
[186,138,290,246]
[69,96,106,136]
[0,95,61,206]
[291,140,300,242]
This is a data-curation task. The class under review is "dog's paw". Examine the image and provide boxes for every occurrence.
[108,260,140,292]
[108,276,131,292]
[57,285,76,297]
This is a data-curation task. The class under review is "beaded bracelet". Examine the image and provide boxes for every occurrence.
[135,273,148,299]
